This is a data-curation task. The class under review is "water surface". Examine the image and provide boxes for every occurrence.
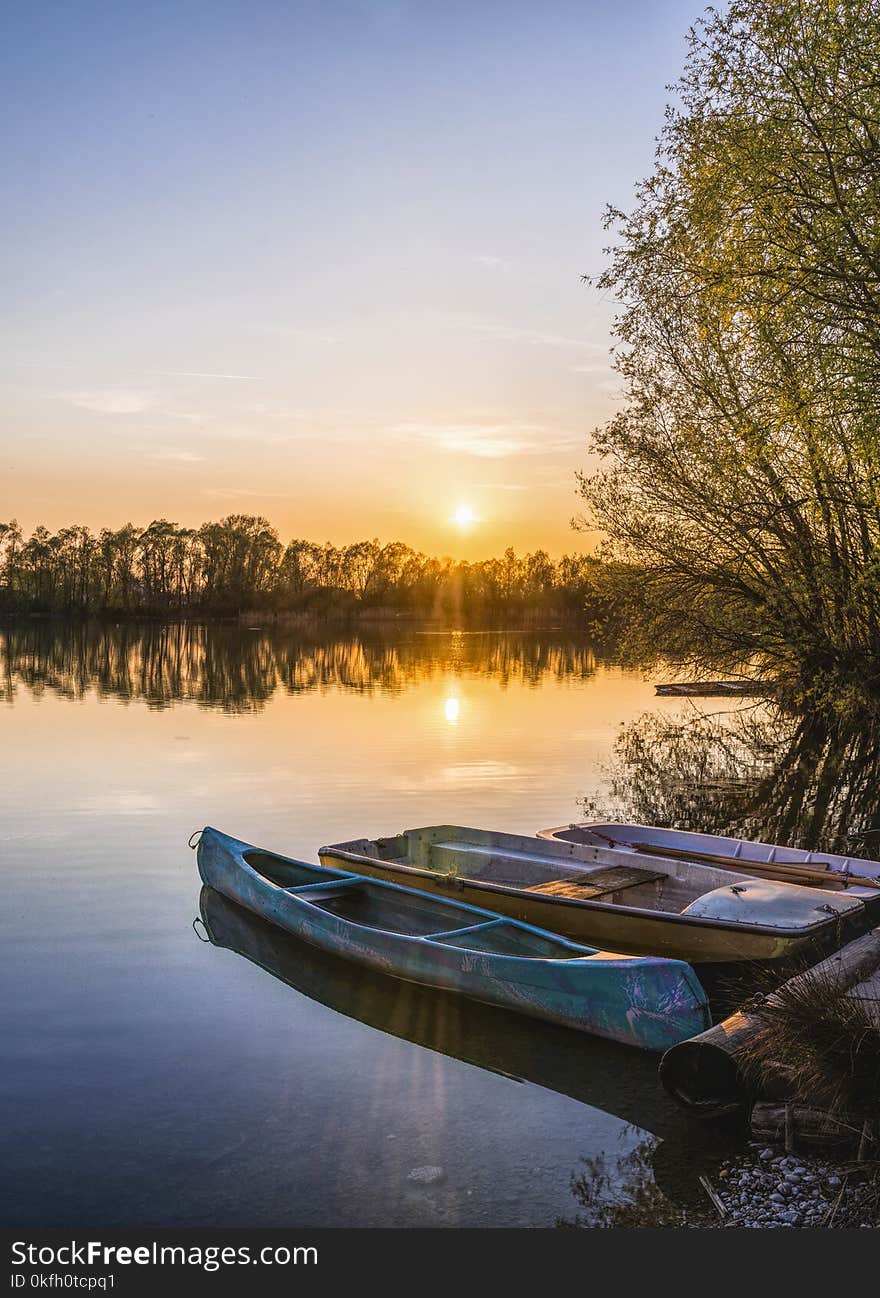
[1,621,748,1227]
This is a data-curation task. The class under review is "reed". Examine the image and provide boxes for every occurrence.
[738,963,880,1148]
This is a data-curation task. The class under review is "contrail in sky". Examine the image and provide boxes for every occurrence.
[6,361,262,381]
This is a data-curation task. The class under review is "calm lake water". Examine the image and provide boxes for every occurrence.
[1,620,753,1228]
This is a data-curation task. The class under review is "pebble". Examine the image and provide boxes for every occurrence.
[704,1146,876,1229]
[407,1165,445,1185]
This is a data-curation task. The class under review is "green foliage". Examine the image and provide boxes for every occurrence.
[579,0,880,706]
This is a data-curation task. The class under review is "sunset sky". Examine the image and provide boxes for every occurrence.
[2,0,696,558]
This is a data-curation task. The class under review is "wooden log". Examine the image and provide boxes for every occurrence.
[750,1102,866,1153]
[658,927,880,1114]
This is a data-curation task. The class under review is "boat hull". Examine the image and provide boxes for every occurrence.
[315,847,823,965]
[196,827,711,1051]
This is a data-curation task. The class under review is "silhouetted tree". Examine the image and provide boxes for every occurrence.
[0,518,602,622]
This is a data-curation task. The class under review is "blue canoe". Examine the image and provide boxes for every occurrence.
[195,827,711,1051]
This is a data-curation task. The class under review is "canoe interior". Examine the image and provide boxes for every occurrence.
[324,826,864,930]
[243,851,336,889]
[244,847,581,957]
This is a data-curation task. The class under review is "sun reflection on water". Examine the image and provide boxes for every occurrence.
[444,696,460,724]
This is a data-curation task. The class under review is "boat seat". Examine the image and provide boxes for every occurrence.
[432,841,589,869]
[524,865,665,900]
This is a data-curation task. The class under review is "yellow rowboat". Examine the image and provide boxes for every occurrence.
[319,825,868,966]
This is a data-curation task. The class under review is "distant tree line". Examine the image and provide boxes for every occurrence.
[0,516,611,621]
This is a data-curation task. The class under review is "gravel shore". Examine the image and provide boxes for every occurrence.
[711,1144,878,1228]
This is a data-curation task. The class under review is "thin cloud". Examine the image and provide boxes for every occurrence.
[471,255,513,274]
[289,328,339,345]
[444,434,533,458]
[148,448,205,463]
[242,403,313,420]
[10,361,261,381]
[165,409,214,424]
[443,317,609,352]
[143,369,263,381]
[62,390,153,414]
[202,486,291,500]
[395,420,582,459]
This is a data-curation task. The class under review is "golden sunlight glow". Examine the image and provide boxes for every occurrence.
[444,696,460,724]
[452,503,480,530]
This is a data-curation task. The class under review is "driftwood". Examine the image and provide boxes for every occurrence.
[751,1102,874,1154]
[658,927,880,1115]
[698,1173,728,1219]
[654,681,768,697]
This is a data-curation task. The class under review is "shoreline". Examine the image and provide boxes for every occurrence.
[703,1144,878,1228]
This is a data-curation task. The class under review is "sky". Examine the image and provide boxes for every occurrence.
[1,0,700,559]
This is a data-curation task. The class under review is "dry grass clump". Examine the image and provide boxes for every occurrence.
[740,963,880,1134]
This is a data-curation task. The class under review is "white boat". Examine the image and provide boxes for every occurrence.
[537,822,880,897]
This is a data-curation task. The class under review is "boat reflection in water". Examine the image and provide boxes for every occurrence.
[197,886,739,1217]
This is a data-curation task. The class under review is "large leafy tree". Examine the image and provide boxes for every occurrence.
[580,0,880,699]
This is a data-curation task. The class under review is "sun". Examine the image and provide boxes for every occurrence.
[452,503,480,530]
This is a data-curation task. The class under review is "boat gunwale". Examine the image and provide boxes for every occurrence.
[218,832,651,967]
[318,841,854,940]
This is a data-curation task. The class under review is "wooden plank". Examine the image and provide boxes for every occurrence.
[525,879,605,899]
[525,865,664,900]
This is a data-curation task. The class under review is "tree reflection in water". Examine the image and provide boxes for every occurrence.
[583,706,880,856]
[0,620,600,712]
[559,1135,715,1228]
